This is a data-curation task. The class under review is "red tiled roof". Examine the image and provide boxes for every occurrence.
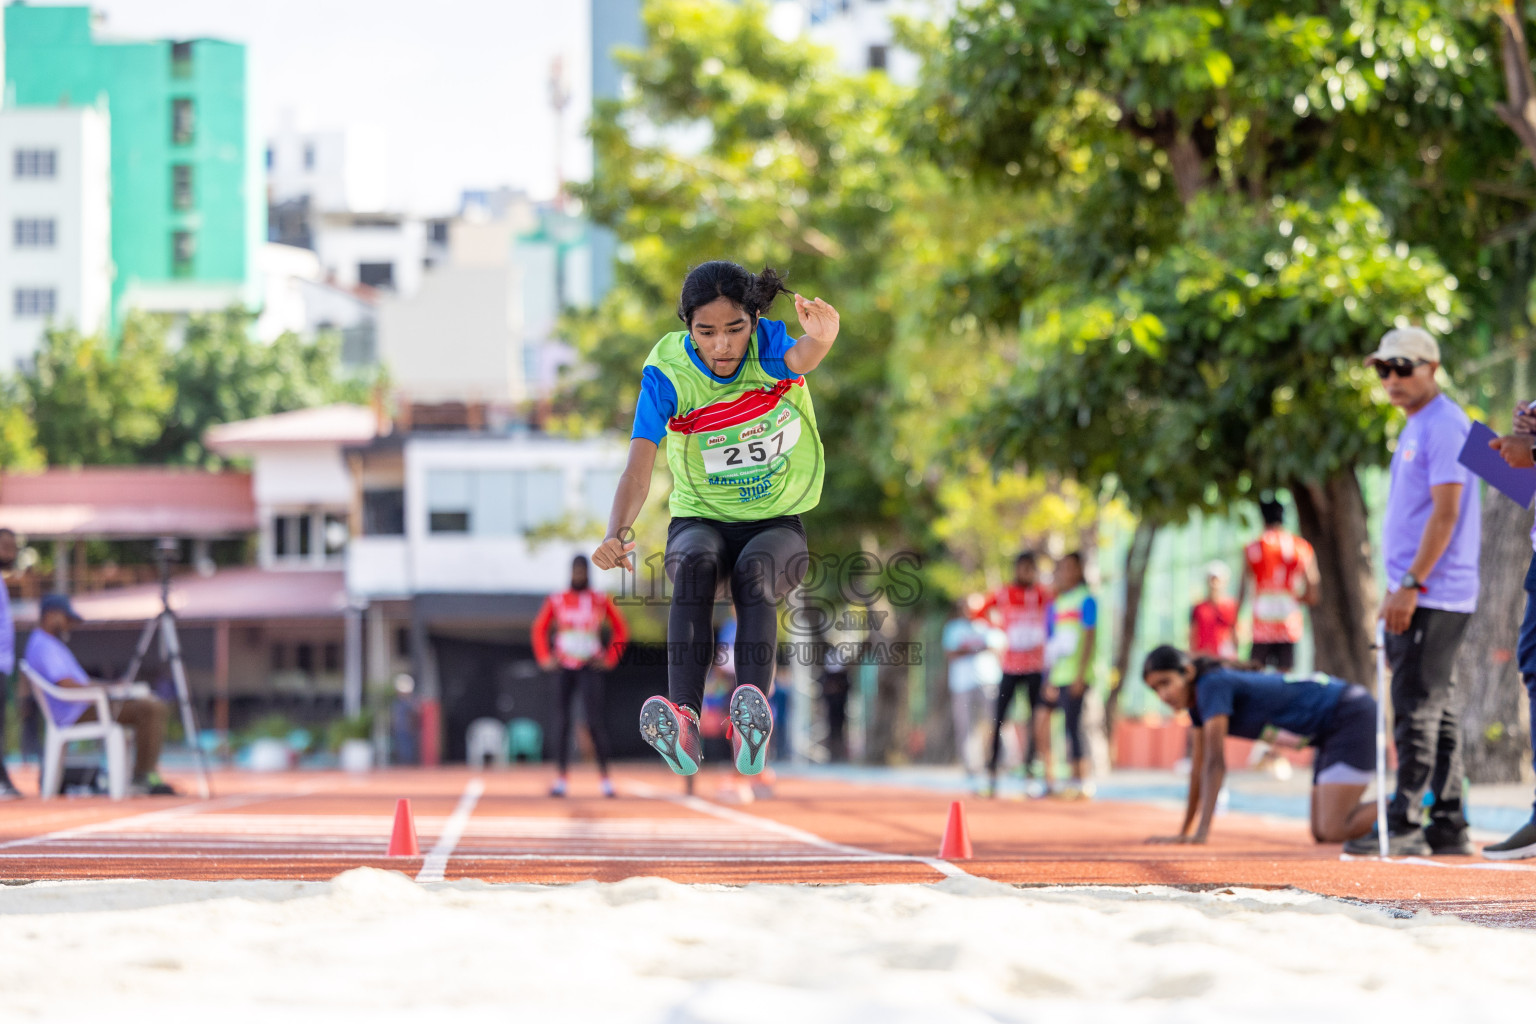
[0,468,256,539]
[13,567,348,625]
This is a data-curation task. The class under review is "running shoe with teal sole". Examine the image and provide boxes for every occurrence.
[729,684,773,776]
[639,696,701,776]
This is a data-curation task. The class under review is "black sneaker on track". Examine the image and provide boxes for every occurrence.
[728,684,773,776]
[1424,819,1474,856]
[1483,819,1536,861]
[1343,824,1429,857]
[639,696,701,777]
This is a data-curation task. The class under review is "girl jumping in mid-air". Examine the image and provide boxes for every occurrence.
[591,261,839,777]
[1141,645,1379,845]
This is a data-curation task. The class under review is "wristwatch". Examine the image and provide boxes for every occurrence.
[1398,571,1426,593]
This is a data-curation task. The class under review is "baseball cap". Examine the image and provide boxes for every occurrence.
[39,593,83,622]
[1204,560,1230,582]
[1364,327,1440,366]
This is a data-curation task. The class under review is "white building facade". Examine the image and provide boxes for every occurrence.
[266,115,389,214]
[313,211,428,298]
[775,0,949,82]
[347,432,624,602]
[0,105,112,370]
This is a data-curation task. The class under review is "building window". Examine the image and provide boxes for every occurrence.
[171,40,194,77]
[867,44,889,71]
[396,627,411,658]
[426,469,567,536]
[358,262,395,290]
[295,643,315,674]
[271,644,287,671]
[264,146,274,170]
[582,468,622,529]
[172,98,195,145]
[172,164,194,210]
[362,489,405,536]
[13,288,57,317]
[303,143,316,171]
[273,514,313,558]
[323,643,341,673]
[13,150,56,179]
[172,231,196,277]
[13,219,56,248]
[324,512,349,555]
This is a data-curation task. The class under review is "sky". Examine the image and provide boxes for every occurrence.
[81,0,594,213]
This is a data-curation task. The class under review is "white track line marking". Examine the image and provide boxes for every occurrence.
[1338,852,1536,873]
[0,793,280,852]
[415,778,484,883]
[626,780,972,879]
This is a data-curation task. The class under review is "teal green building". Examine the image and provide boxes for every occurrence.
[4,4,262,331]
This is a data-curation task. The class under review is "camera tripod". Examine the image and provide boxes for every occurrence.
[120,539,211,799]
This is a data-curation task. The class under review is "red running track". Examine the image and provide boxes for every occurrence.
[0,766,1532,927]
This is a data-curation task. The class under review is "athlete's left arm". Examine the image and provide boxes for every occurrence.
[1189,714,1229,843]
[1299,542,1321,608]
[783,294,840,375]
[601,594,629,669]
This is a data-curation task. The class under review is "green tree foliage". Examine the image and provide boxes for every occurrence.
[25,315,173,466]
[906,0,1513,682]
[145,309,375,466]
[12,310,372,468]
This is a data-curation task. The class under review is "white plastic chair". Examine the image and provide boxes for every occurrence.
[465,717,508,769]
[19,660,129,800]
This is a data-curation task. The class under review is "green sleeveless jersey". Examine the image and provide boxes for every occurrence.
[642,329,824,521]
[1047,584,1098,687]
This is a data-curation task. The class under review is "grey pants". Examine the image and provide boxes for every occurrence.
[1386,606,1471,829]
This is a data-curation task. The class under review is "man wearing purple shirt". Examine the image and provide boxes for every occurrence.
[24,594,175,796]
[1483,401,1536,859]
[0,529,22,799]
[1345,328,1481,857]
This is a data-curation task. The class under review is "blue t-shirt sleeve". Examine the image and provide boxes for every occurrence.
[757,319,802,381]
[1081,595,1098,628]
[630,365,678,443]
[1194,672,1235,723]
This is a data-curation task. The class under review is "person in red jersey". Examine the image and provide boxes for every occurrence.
[979,551,1053,797]
[1237,498,1320,671]
[533,555,629,798]
[1188,562,1238,659]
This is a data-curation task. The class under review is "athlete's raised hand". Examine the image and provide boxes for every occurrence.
[785,295,841,375]
[593,535,637,573]
[794,294,840,345]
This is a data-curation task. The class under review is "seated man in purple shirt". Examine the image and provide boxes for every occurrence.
[24,594,176,796]
[1484,401,1536,860]
[1346,327,1481,857]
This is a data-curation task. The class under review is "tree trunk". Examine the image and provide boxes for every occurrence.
[865,608,915,764]
[1458,496,1534,783]
[1292,469,1378,687]
[1106,517,1159,731]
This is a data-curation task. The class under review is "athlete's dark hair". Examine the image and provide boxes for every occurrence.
[677,261,791,327]
[1142,644,1234,682]
[0,528,13,541]
[571,554,589,570]
[1259,497,1286,527]
[1059,551,1083,569]
[1015,550,1038,565]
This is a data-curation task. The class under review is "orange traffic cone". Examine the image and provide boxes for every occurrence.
[938,800,973,860]
[387,798,420,857]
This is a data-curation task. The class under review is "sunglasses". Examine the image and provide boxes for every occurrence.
[1373,358,1428,379]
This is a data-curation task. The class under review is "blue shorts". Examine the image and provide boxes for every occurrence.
[1311,684,1376,786]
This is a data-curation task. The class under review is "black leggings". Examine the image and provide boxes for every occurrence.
[553,665,612,774]
[665,515,808,712]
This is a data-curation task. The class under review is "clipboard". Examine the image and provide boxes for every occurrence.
[1459,420,1536,508]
